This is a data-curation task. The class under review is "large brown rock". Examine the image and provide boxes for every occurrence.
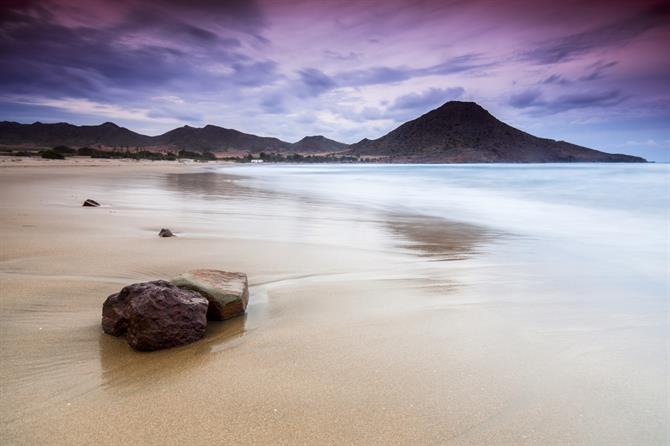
[101,280,208,351]
[102,291,128,336]
[171,269,249,321]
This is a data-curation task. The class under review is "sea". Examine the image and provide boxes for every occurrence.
[220,163,669,416]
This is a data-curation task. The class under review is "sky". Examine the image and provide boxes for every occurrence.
[0,0,669,161]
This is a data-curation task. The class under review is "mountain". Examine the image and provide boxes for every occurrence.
[290,135,348,153]
[0,121,151,147]
[152,124,290,152]
[0,121,291,152]
[0,121,345,154]
[0,103,646,162]
[349,101,645,162]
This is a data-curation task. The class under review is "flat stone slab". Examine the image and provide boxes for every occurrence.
[171,269,249,321]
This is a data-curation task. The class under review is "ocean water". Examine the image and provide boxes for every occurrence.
[223,163,669,281]
[221,163,670,391]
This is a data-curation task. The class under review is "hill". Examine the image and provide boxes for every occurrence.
[153,125,290,152]
[0,121,151,147]
[0,122,346,154]
[290,135,348,153]
[348,101,645,162]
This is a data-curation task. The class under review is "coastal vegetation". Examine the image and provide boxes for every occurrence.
[2,147,367,163]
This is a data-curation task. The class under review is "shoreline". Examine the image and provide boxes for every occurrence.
[0,156,231,169]
[0,156,652,171]
[0,163,496,444]
[1,163,666,445]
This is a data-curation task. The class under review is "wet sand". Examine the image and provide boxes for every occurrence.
[0,164,667,445]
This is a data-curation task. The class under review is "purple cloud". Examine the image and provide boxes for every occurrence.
[297,68,337,97]
[391,87,465,111]
[510,88,624,113]
[523,3,670,64]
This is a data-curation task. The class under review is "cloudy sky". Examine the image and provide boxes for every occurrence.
[1,0,669,160]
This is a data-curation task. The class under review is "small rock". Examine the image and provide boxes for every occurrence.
[158,228,175,237]
[82,199,100,207]
[171,269,249,320]
[102,280,208,351]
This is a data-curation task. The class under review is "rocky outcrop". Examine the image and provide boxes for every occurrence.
[171,269,249,320]
[102,280,208,351]
[82,199,100,207]
[158,228,174,237]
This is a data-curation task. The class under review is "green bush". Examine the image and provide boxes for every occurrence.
[41,150,65,160]
[178,150,217,161]
[77,147,97,156]
[52,145,76,154]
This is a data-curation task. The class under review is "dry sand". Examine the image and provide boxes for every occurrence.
[0,162,666,445]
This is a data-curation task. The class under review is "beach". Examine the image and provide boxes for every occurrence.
[1,161,668,445]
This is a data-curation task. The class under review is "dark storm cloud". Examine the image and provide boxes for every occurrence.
[552,90,624,111]
[579,61,619,81]
[119,0,267,33]
[523,2,670,64]
[509,89,544,108]
[541,74,569,85]
[0,0,274,101]
[117,8,239,45]
[335,87,465,123]
[297,68,337,97]
[390,87,464,111]
[335,54,491,87]
[296,54,490,96]
[160,0,264,21]
[510,88,624,113]
[233,61,282,87]
[537,60,619,88]
[260,94,288,114]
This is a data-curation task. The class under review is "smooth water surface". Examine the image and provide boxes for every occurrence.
[223,163,670,398]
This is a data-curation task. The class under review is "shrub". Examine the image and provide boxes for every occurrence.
[77,147,97,156]
[41,150,65,160]
[52,145,76,154]
[178,150,217,161]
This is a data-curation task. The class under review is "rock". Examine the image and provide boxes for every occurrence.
[102,291,127,336]
[158,228,174,237]
[82,199,100,207]
[171,269,249,320]
[101,280,208,351]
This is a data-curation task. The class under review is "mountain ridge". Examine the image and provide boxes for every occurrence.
[0,101,646,162]
[0,121,349,154]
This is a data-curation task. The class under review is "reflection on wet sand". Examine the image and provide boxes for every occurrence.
[386,214,493,261]
[163,171,247,199]
[99,315,249,391]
